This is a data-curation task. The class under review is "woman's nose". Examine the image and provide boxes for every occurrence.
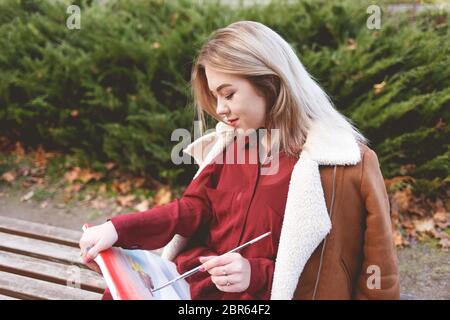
[216,99,229,116]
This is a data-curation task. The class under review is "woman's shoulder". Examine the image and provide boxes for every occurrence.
[351,143,386,193]
[358,142,374,157]
[357,143,382,170]
[333,143,383,187]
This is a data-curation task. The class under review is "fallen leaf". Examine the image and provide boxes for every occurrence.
[64,183,83,202]
[64,167,104,184]
[116,195,136,207]
[438,237,450,251]
[112,180,131,195]
[21,180,33,189]
[154,186,172,206]
[105,162,115,170]
[35,145,47,169]
[78,169,104,184]
[91,199,108,210]
[373,81,386,95]
[30,177,45,186]
[414,218,435,233]
[399,164,416,175]
[64,167,81,184]
[21,191,34,202]
[392,188,413,212]
[18,166,30,177]
[133,178,145,189]
[14,141,25,159]
[433,211,448,224]
[346,38,357,50]
[1,171,17,183]
[384,176,415,189]
[30,167,44,177]
[134,199,150,212]
[98,184,107,194]
[82,194,93,203]
[434,118,445,130]
[393,230,405,247]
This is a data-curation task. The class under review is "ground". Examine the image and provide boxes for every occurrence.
[0,185,448,300]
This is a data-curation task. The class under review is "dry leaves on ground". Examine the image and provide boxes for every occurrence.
[387,176,449,251]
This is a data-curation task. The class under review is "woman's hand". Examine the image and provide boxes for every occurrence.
[79,221,118,273]
[199,253,251,293]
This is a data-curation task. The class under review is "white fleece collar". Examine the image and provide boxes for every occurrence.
[162,120,361,299]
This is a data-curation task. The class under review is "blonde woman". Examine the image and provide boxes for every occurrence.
[80,21,400,300]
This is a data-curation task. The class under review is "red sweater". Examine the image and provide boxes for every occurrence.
[110,134,298,300]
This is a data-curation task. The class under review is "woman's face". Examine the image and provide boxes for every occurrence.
[204,64,267,132]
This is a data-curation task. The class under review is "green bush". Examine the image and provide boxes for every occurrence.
[302,8,449,183]
[0,0,448,189]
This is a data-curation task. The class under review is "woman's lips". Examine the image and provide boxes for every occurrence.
[228,118,239,126]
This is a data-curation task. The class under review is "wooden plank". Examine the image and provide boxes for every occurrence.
[0,251,105,293]
[0,231,85,268]
[0,271,101,300]
[0,216,82,247]
[0,293,18,300]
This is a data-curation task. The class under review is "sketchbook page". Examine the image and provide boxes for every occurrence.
[94,247,191,300]
[95,248,155,300]
[125,250,190,300]
[94,252,120,300]
[142,251,191,300]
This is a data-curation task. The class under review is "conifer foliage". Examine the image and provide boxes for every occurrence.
[0,0,448,189]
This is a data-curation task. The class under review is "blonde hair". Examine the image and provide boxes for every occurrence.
[191,20,368,157]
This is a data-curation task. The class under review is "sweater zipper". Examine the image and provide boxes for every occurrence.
[312,165,337,300]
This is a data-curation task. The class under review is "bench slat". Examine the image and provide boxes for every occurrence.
[0,271,101,300]
[0,231,85,268]
[0,251,105,293]
[0,293,18,300]
[0,216,81,247]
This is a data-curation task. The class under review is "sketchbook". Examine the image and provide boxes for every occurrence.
[93,247,191,300]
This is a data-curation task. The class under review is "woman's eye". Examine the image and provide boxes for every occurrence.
[225,93,234,100]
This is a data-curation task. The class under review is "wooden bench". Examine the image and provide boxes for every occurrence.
[0,216,105,300]
[0,216,417,300]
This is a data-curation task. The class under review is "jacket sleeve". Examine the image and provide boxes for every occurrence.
[246,257,275,299]
[354,149,400,299]
[109,163,218,250]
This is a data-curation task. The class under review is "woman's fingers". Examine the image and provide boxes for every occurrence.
[211,273,240,286]
[207,261,239,276]
[85,260,102,274]
[80,248,102,274]
[199,253,251,293]
[79,221,118,258]
[199,252,239,271]
[79,231,95,255]
[87,242,103,260]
